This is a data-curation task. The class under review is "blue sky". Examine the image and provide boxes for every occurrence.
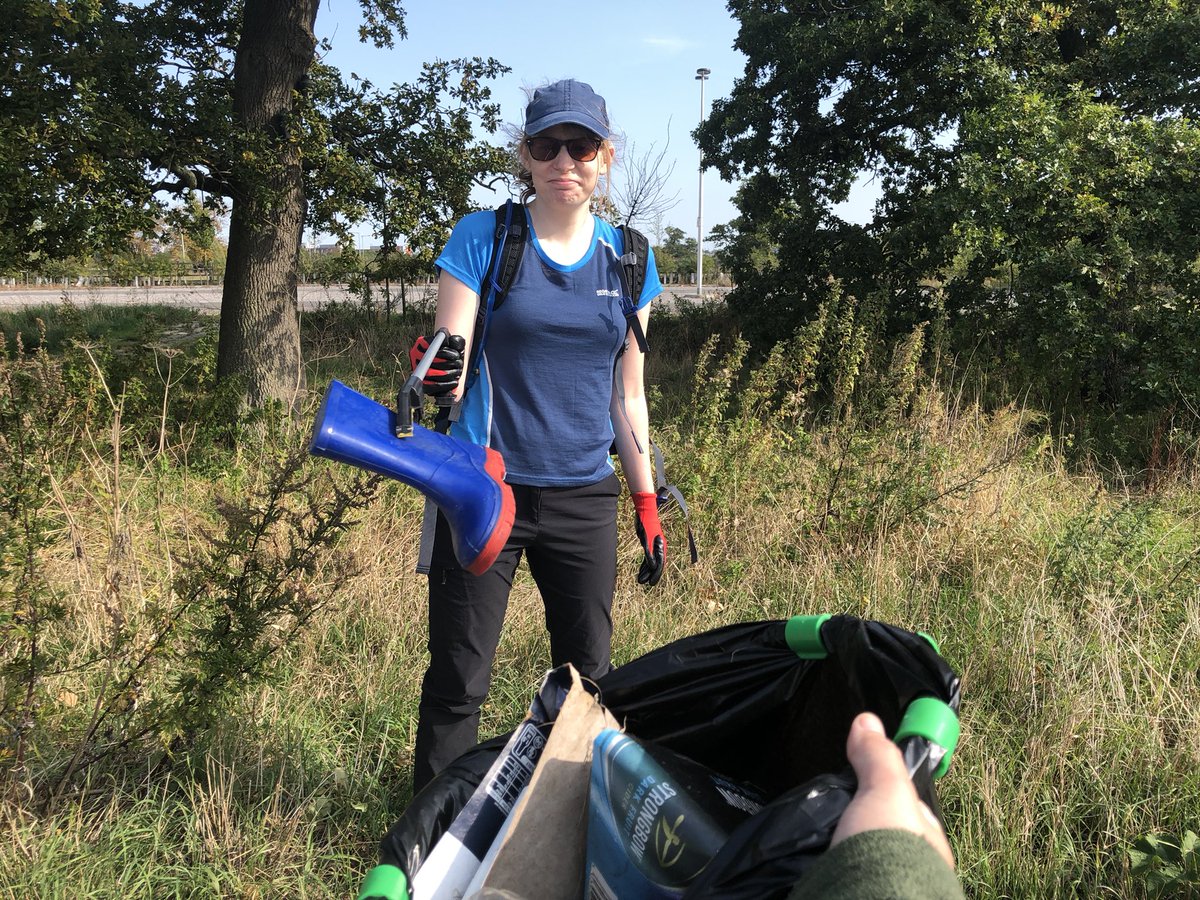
[314,1,876,246]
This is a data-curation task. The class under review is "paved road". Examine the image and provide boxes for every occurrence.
[0,284,372,311]
[0,283,722,312]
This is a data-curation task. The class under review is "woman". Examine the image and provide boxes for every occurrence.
[408,79,666,791]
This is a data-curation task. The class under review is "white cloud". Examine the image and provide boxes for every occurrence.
[642,36,690,53]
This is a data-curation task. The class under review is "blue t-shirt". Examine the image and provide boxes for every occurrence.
[435,207,663,487]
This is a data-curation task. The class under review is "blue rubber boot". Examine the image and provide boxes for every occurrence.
[309,380,514,575]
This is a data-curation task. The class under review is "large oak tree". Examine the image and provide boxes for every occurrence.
[2,1,508,406]
[700,0,1200,425]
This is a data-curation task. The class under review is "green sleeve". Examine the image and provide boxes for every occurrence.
[787,830,965,900]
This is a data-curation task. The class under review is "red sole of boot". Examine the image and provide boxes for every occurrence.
[465,448,515,576]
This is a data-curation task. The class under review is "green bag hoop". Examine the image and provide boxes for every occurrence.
[357,864,407,900]
[896,696,960,778]
[784,614,832,658]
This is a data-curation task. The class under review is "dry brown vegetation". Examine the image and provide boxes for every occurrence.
[1,300,1198,897]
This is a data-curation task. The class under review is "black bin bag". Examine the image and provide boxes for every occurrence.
[360,614,961,900]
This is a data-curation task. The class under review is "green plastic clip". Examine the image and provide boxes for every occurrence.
[917,631,941,655]
[357,864,408,900]
[785,614,832,659]
[895,696,960,779]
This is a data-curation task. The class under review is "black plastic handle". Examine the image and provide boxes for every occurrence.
[395,327,450,438]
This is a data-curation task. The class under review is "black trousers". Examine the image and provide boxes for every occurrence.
[411,472,620,792]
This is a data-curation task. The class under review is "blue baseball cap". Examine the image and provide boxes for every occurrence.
[524,79,610,139]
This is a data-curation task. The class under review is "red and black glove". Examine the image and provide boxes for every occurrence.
[632,491,666,587]
[409,333,466,397]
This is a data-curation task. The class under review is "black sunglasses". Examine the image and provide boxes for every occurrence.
[525,136,603,163]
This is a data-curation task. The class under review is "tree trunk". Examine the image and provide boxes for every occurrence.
[216,0,318,408]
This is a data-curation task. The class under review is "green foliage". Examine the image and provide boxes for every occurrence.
[0,327,96,780]
[651,226,692,282]
[0,302,251,464]
[1130,831,1200,898]
[4,3,512,406]
[140,449,381,759]
[1046,499,1195,606]
[0,302,205,356]
[0,303,1197,897]
[0,312,382,804]
[0,1,173,267]
[703,0,1200,465]
[304,57,511,258]
[665,282,1020,559]
[302,245,364,288]
[951,83,1200,420]
[1,3,509,272]
[652,225,719,285]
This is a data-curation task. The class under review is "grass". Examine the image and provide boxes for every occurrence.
[0,301,210,355]
[1,300,1198,898]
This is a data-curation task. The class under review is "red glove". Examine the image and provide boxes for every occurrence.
[409,333,466,397]
[632,491,666,587]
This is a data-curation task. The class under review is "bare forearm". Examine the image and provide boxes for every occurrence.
[612,391,654,494]
[432,270,480,400]
[612,307,655,494]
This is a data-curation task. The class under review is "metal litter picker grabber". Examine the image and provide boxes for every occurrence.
[357,613,962,899]
[307,340,515,575]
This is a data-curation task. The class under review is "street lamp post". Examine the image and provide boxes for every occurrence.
[695,67,710,299]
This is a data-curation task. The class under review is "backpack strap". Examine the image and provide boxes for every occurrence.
[617,223,650,303]
[616,223,650,354]
[449,200,527,424]
[488,201,527,315]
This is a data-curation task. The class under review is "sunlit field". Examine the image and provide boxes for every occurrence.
[2,299,1197,899]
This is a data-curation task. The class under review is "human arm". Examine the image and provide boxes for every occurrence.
[412,270,478,401]
[788,712,963,900]
[609,304,654,493]
[788,830,964,900]
[833,712,955,865]
[610,304,664,585]
[411,211,492,400]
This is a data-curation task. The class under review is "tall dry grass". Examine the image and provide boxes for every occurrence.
[1,300,1197,898]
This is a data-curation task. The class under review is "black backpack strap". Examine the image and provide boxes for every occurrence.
[618,223,650,302]
[490,202,526,314]
[450,200,527,424]
[616,223,650,354]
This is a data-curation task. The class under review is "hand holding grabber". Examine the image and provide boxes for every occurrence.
[397,327,468,437]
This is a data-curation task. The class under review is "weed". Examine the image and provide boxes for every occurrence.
[1130,831,1200,898]
[0,331,383,812]
[0,301,1197,898]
